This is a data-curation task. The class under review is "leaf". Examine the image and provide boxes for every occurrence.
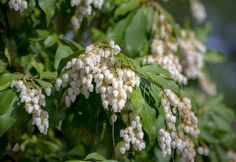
[57,51,82,74]
[141,64,171,77]
[38,0,56,26]
[144,72,179,94]
[40,71,58,80]
[114,0,142,18]
[0,89,17,115]
[0,59,8,73]
[0,73,20,91]
[205,50,225,64]
[196,22,212,42]
[35,79,52,89]
[44,35,58,48]
[125,7,148,56]
[0,89,17,137]
[131,88,157,145]
[54,43,73,70]
[30,30,50,41]
[32,58,44,74]
[107,13,134,45]
[84,152,106,161]
[116,54,140,70]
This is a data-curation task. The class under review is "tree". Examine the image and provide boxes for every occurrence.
[0,0,235,161]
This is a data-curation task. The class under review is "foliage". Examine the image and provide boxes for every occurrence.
[0,0,235,162]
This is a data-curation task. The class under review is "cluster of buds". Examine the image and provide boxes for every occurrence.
[159,128,172,157]
[190,0,207,23]
[227,150,236,162]
[157,89,200,161]
[56,41,140,114]
[120,116,145,154]
[11,80,49,134]
[197,146,209,156]
[164,89,200,137]
[178,30,206,79]
[70,0,104,29]
[9,0,27,11]
[143,14,187,85]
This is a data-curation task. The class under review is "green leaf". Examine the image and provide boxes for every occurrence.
[131,88,157,145]
[54,43,73,70]
[0,59,8,73]
[40,71,58,80]
[44,35,58,48]
[125,7,148,56]
[30,30,50,41]
[57,51,82,74]
[84,152,106,161]
[35,79,52,89]
[0,89,17,137]
[114,0,142,18]
[108,13,134,45]
[38,0,56,26]
[0,73,20,91]
[196,22,212,42]
[144,72,179,94]
[205,50,225,64]
[32,58,44,74]
[0,89,17,115]
[141,64,171,77]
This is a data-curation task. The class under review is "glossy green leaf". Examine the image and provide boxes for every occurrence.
[205,50,225,64]
[44,35,58,48]
[38,0,56,26]
[141,64,171,77]
[0,89,17,115]
[84,152,106,161]
[40,71,58,80]
[125,7,148,56]
[114,0,142,18]
[0,89,17,137]
[0,73,20,91]
[131,88,157,145]
[54,43,73,70]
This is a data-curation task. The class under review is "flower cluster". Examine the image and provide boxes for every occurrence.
[178,30,206,79]
[9,0,27,11]
[120,116,145,154]
[190,0,207,23]
[56,41,140,114]
[159,129,172,157]
[11,80,49,134]
[157,89,199,161]
[164,89,200,137]
[197,146,209,156]
[70,0,105,29]
[143,14,187,85]
[227,150,236,162]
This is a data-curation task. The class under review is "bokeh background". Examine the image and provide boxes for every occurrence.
[163,0,236,109]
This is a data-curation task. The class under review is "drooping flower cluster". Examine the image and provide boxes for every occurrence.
[197,146,209,156]
[157,89,199,161]
[11,80,49,134]
[159,128,172,156]
[9,0,28,11]
[178,30,206,79]
[142,14,187,85]
[70,0,105,29]
[56,41,140,113]
[120,115,145,154]
[190,0,207,23]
